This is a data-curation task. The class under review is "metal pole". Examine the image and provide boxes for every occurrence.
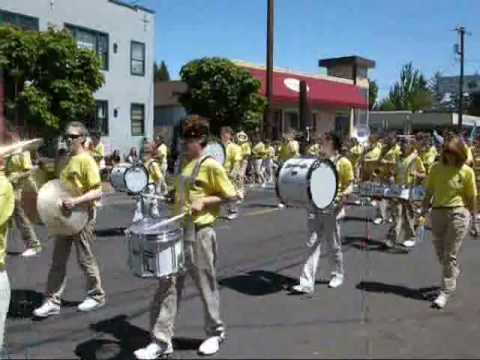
[457,26,466,130]
[265,0,274,140]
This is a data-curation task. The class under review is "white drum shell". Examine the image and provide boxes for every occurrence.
[276,157,338,210]
[110,164,131,192]
[126,220,184,279]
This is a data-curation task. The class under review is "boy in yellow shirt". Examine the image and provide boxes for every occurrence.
[34,121,105,318]
[252,137,266,185]
[154,135,169,195]
[263,140,276,184]
[142,144,164,218]
[135,116,238,359]
[221,126,243,219]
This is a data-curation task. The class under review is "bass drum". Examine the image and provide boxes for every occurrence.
[205,142,226,166]
[110,163,149,194]
[276,157,338,210]
[110,163,131,192]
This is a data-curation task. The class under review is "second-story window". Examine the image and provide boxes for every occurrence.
[66,24,109,71]
[131,41,145,76]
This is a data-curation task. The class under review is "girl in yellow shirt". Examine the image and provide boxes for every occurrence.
[422,135,477,309]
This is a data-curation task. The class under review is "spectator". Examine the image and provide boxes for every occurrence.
[126,147,139,164]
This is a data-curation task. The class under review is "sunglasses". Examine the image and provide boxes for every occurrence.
[64,134,83,140]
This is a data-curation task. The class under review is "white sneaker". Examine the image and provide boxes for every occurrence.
[226,212,238,220]
[278,203,285,209]
[77,297,105,312]
[385,239,394,248]
[373,218,383,225]
[402,240,416,248]
[134,342,173,359]
[328,274,344,289]
[432,292,449,309]
[21,247,42,257]
[33,300,60,318]
[198,334,225,356]
[290,284,314,295]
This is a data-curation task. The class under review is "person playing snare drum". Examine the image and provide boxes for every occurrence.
[290,132,354,294]
[134,115,238,359]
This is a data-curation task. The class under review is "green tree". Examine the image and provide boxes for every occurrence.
[381,63,433,112]
[369,80,378,110]
[154,60,170,82]
[0,26,104,136]
[179,57,266,133]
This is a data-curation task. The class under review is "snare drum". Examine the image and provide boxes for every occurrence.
[126,218,184,279]
[111,163,149,194]
[276,157,338,211]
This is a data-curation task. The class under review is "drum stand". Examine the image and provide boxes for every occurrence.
[132,187,167,223]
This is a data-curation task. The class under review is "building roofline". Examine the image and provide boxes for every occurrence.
[319,56,376,69]
[108,0,155,14]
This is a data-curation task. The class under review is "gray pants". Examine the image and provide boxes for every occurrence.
[387,200,416,244]
[13,197,41,249]
[46,213,105,304]
[431,208,470,294]
[299,209,345,289]
[0,271,10,356]
[150,227,224,345]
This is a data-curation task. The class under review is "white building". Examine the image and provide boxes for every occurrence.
[0,0,155,156]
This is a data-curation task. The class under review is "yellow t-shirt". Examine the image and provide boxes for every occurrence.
[420,146,438,175]
[289,140,300,157]
[279,140,299,161]
[252,142,266,159]
[364,143,382,162]
[0,172,14,270]
[380,145,401,180]
[349,144,364,167]
[395,153,426,186]
[336,157,354,199]
[224,142,243,174]
[466,146,474,166]
[145,158,163,184]
[90,143,105,165]
[307,144,320,157]
[6,151,33,189]
[156,144,168,167]
[240,142,252,160]
[426,162,477,208]
[264,145,275,160]
[60,152,102,197]
[176,158,236,226]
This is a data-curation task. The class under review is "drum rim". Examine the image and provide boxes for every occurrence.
[124,164,149,194]
[307,158,338,210]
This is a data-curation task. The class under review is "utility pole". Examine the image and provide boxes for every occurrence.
[455,26,468,130]
[265,0,274,140]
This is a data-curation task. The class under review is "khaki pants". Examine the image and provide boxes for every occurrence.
[13,192,41,249]
[299,209,345,289]
[46,212,105,304]
[388,200,416,244]
[239,159,249,195]
[431,207,470,295]
[0,271,10,355]
[150,227,224,346]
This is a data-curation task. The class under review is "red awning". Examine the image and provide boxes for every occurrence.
[245,67,368,110]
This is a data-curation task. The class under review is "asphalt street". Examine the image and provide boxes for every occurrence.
[5,187,480,359]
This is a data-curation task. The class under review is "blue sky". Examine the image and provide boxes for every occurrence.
[139,0,480,98]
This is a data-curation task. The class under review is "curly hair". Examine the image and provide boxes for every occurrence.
[182,115,210,147]
[441,135,468,167]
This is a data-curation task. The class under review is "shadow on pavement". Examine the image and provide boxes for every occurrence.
[219,270,297,296]
[8,289,43,319]
[76,315,203,359]
[356,281,440,302]
[242,203,279,209]
[95,227,127,237]
[344,236,410,255]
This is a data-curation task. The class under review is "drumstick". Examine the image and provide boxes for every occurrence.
[143,212,186,232]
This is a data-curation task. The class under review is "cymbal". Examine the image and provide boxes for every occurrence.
[37,180,89,236]
[0,138,44,157]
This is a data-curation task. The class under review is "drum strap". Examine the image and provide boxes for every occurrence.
[178,155,212,212]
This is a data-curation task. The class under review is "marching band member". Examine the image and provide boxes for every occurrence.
[134,116,238,359]
[5,134,42,257]
[385,138,425,249]
[236,131,251,196]
[263,139,276,184]
[221,126,243,220]
[348,137,364,181]
[306,138,320,157]
[252,136,266,185]
[34,121,105,317]
[419,134,438,176]
[0,144,15,353]
[291,132,354,294]
[144,144,164,217]
[361,134,382,182]
[154,135,169,196]
[421,135,477,309]
[89,132,105,169]
[277,133,300,208]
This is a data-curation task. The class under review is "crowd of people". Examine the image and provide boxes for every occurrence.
[0,117,479,358]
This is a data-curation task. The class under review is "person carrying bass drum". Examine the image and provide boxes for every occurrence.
[290,132,354,295]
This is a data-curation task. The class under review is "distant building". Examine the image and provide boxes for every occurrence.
[437,74,480,105]
[370,111,480,133]
[0,0,155,156]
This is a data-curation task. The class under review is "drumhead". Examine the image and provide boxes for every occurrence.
[309,159,338,210]
[124,165,149,194]
[205,142,226,166]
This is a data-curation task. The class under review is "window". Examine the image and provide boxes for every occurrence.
[131,41,146,76]
[285,111,299,131]
[86,101,109,135]
[131,103,145,136]
[0,10,38,31]
[65,24,109,70]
